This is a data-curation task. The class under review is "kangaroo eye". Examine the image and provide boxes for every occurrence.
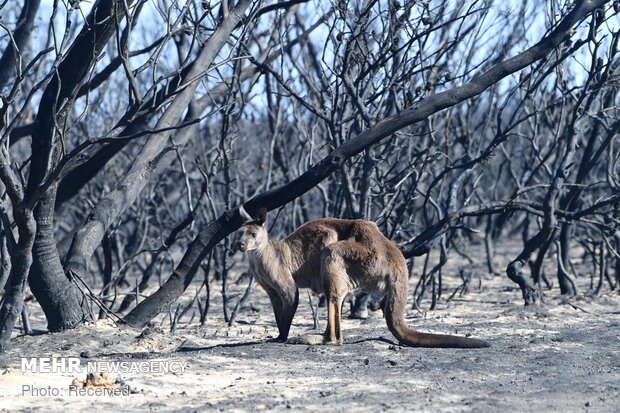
[251,233,256,238]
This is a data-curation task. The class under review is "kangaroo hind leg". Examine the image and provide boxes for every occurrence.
[321,245,352,345]
[323,291,346,345]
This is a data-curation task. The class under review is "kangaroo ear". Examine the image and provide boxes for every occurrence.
[239,205,253,223]
[255,208,268,226]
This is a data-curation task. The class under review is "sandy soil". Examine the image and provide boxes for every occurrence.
[1,246,619,412]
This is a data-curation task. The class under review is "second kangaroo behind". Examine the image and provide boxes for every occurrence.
[236,208,489,348]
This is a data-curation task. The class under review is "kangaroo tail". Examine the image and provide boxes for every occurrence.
[384,273,490,348]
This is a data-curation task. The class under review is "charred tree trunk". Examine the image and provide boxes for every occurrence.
[0,207,35,352]
[506,229,547,305]
[0,231,10,292]
[557,224,578,295]
[484,214,498,275]
[28,187,88,331]
[615,233,620,291]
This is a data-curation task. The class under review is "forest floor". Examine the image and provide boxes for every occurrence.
[0,244,619,412]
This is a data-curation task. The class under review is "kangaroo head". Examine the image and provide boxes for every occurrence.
[237,223,268,252]
[236,207,268,252]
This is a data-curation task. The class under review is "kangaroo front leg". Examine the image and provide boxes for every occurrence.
[266,291,287,342]
[266,284,298,342]
[278,287,299,340]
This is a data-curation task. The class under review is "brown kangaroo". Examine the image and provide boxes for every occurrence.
[236,208,490,348]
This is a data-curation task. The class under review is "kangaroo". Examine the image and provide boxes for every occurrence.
[236,208,490,348]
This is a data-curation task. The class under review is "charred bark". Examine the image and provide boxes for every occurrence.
[0,206,35,352]
[28,187,88,331]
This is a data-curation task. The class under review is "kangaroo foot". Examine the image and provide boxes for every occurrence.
[289,334,343,345]
[266,335,288,343]
[322,337,343,346]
